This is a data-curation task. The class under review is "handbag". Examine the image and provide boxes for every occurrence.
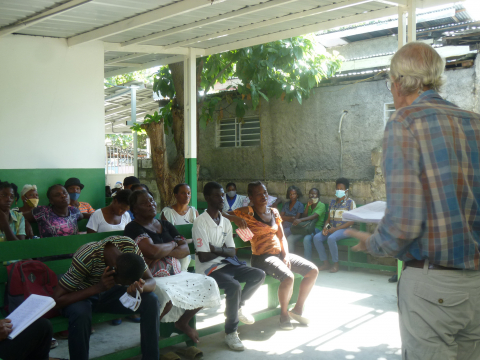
[290,220,317,236]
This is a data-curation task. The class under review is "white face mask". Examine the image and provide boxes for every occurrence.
[227,191,236,198]
[311,197,319,204]
[119,289,141,312]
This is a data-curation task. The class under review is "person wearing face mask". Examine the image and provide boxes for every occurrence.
[314,178,356,273]
[286,188,326,259]
[64,178,94,220]
[23,184,84,238]
[161,183,199,225]
[16,184,40,214]
[0,180,26,241]
[222,183,248,212]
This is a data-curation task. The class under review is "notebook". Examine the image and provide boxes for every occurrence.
[6,294,56,339]
[341,201,386,224]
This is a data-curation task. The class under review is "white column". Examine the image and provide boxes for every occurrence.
[398,6,407,49]
[131,86,138,177]
[184,47,197,160]
[407,0,417,43]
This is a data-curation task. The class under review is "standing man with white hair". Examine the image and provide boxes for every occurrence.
[347,42,480,360]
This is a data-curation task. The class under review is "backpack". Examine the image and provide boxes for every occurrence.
[4,260,60,318]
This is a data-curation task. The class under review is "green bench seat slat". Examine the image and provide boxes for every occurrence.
[0,231,124,262]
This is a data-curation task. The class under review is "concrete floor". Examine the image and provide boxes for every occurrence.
[50,267,401,360]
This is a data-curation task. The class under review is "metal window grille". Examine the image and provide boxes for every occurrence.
[384,103,396,127]
[105,145,134,175]
[217,117,261,148]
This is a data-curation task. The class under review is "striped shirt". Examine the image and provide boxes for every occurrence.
[367,90,480,269]
[78,202,95,214]
[59,236,147,292]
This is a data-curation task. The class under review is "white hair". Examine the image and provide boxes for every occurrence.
[390,42,445,96]
[21,184,37,198]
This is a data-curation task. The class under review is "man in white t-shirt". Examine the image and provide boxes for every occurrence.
[193,182,265,351]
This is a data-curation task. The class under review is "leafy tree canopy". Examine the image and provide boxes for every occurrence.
[133,34,343,132]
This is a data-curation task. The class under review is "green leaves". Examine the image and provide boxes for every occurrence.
[153,67,175,99]
[149,33,343,130]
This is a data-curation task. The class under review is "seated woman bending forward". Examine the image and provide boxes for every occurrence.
[233,181,319,330]
[124,190,221,343]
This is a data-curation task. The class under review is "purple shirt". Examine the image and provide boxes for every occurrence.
[32,206,81,238]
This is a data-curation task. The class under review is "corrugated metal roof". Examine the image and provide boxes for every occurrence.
[0,0,467,78]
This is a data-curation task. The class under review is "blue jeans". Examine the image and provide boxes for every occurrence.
[287,228,320,261]
[62,285,160,360]
[313,228,349,263]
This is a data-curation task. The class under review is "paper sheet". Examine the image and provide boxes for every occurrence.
[342,201,386,223]
[6,294,55,339]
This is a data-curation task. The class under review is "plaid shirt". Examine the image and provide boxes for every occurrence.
[367,90,480,269]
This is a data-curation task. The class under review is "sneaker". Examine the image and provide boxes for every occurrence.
[238,308,255,325]
[225,331,245,351]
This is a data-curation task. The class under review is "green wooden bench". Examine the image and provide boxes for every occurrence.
[0,224,302,358]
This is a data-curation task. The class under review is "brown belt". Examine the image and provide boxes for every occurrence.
[405,259,461,271]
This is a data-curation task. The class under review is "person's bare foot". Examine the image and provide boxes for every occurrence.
[318,262,331,271]
[329,263,339,273]
[175,321,200,343]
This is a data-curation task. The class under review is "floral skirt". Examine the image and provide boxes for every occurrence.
[154,271,221,323]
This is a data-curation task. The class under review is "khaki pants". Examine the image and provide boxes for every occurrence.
[399,261,480,360]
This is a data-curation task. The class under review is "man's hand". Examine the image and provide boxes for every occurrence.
[0,319,13,341]
[322,226,329,236]
[97,266,116,292]
[231,216,247,230]
[346,229,371,252]
[127,279,145,297]
[292,219,302,226]
[282,254,291,269]
[327,227,337,235]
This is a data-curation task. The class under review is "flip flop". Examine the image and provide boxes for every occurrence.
[176,346,204,359]
[288,311,310,325]
[160,351,181,360]
[279,319,294,330]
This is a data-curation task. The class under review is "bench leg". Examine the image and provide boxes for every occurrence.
[347,247,353,271]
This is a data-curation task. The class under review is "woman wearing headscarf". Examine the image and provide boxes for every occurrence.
[16,184,39,214]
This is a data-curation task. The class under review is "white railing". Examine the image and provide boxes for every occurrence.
[105,145,134,174]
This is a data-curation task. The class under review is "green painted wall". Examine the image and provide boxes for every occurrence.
[0,168,105,210]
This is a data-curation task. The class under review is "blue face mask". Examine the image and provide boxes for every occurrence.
[69,192,80,201]
[335,190,346,198]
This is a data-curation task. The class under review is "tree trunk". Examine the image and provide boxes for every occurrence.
[144,60,203,209]
[142,120,184,209]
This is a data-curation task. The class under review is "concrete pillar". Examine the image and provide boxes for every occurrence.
[184,47,197,208]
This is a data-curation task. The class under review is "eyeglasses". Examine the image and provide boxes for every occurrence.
[386,79,392,91]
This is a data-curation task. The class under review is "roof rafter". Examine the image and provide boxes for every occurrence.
[67,0,225,47]
[121,0,301,47]
[0,0,92,38]
[163,0,374,50]
[104,55,185,78]
[104,42,198,56]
